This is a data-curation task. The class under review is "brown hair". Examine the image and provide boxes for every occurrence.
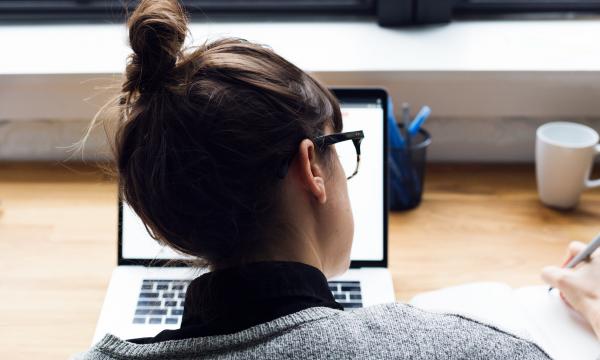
[91,0,343,268]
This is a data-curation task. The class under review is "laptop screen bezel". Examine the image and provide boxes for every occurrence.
[118,87,388,269]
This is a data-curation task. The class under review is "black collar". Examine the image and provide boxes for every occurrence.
[130,261,343,344]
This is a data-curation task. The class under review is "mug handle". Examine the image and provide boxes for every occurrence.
[585,144,600,188]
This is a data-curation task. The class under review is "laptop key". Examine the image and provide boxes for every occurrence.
[349,294,362,300]
[171,309,183,316]
[165,318,178,324]
[343,302,363,309]
[149,318,162,324]
[149,309,167,315]
[164,300,178,307]
[341,285,360,292]
[133,317,146,324]
[162,293,175,298]
[141,284,152,290]
[156,284,168,290]
[139,292,159,298]
[137,300,161,307]
[135,309,151,316]
[333,294,346,300]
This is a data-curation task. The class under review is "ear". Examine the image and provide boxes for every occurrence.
[293,139,327,204]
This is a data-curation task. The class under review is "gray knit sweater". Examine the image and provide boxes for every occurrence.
[75,303,551,359]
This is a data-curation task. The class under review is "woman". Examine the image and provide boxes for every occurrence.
[76,0,574,358]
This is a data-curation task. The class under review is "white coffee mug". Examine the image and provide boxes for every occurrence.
[536,122,600,209]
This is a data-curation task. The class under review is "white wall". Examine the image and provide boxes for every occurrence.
[2,19,600,161]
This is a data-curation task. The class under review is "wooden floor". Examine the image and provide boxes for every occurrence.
[2,162,600,359]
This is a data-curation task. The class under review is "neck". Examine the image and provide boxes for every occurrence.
[213,230,328,277]
[254,245,325,275]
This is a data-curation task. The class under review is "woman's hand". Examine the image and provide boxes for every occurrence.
[542,241,600,340]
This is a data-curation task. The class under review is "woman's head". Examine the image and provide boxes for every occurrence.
[104,0,353,275]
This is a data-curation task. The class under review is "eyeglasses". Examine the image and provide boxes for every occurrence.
[277,130,365,180]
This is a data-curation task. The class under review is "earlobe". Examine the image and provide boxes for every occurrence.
[313,176,327,204]
[296,139,327,204]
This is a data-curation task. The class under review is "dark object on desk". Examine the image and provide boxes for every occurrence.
[389,125,431,211]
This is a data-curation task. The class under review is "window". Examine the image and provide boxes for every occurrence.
[0,0,375,21]
[457,0,600,13]
[378,0,600,26]
[0,0,599,24]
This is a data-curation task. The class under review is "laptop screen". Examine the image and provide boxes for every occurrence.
[120,89,387,267]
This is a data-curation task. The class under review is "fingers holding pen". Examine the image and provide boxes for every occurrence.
[542,266,575,293]
[564,241,587,266]
[542,241,590,310]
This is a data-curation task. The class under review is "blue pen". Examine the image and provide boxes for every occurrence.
[401,103,410,145]
[387,97,405,149]
[408,106,431,137]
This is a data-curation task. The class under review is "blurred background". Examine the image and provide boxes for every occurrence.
[3,1,600,359]
[2,0,600,163]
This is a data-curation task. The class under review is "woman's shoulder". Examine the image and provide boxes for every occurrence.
[333,302,551,359]
[71,304,551,360]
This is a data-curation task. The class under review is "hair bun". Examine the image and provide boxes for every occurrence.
[124,0,188,94]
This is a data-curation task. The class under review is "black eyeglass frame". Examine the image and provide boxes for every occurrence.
[277,130,365,180]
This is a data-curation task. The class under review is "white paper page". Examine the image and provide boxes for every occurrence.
[410,282,600,360]
[410,282,532,340]
[513,286,600,360]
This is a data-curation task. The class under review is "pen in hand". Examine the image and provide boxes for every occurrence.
[548,232,600,292]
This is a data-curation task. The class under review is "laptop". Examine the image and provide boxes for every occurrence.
[92,88,395,344]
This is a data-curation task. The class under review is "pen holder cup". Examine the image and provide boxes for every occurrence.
[389,126,431,211]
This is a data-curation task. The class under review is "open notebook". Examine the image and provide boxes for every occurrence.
[410,282,600,360]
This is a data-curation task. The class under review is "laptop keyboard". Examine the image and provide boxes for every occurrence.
[133,279,363,325]
[328,281,363,308]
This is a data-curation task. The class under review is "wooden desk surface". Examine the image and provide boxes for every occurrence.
[2,162,600,359]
